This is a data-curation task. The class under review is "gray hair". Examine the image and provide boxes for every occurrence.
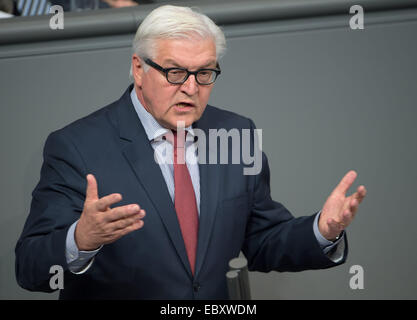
[130,5,226,76]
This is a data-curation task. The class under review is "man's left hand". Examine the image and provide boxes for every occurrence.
[319,170,367,241]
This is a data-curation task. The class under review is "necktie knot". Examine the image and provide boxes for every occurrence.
[164,130,187,165]
[172,130,186,149]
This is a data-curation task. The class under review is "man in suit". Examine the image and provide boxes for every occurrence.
[15,5,367,299]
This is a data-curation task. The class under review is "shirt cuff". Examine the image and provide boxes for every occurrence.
[66,220,102,274]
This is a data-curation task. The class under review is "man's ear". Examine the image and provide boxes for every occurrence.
[132,54,144,86]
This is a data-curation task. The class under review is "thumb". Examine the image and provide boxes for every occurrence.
[334,170,357,196]
[85,174,99,202]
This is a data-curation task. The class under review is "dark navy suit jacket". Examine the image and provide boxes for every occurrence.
[15,85,347,299]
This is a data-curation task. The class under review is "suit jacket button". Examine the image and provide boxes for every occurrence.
[193,283,200,292]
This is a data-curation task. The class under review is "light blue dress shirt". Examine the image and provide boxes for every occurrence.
[65,88,345,273]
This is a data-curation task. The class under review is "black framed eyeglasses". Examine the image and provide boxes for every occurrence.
[144,58,221,85]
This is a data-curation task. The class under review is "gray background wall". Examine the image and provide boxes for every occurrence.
[1,0,416,299]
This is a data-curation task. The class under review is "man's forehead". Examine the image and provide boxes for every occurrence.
[162,58,217,68]
[154,37,217,68]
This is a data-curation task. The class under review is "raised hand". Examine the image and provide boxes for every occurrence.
[319,170,367,241]
[75,174,145,251]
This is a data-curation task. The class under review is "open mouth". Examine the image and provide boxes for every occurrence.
[174,102,195,111]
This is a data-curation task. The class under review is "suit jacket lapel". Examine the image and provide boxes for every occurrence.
[193,112,221,277]
[115,86,192,277]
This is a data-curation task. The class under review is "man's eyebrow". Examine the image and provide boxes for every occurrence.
[200,61,218,68]
[162,59,217,69]
[162,59,182,67]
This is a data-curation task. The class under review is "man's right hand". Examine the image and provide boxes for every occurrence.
[75,174,145,251]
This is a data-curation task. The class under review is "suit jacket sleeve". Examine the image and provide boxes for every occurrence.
[15,130,86,292]
[242,119,348,272]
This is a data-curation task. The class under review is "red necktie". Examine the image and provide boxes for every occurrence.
[172,130,199,275]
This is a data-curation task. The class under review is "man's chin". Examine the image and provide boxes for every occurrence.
[166,116,201,130]
[172,120,193,129]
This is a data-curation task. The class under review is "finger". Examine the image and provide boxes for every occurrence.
[102,219,144,246]
[119,220,145,236]
[342,207,354,224]
[354,185,367,203]
[85,174,99,202]
[334,170,357,196]
[111,222,144,243]
[112,216,145,233]
[95,193,123,212]
[104,204,144,223]
[349,198,359,214]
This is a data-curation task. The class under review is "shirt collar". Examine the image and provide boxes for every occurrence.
[130,87,195,142]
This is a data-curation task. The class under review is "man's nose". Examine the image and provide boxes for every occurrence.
[180,74,199,96]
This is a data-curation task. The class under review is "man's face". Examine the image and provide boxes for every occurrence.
[132,37,217,130]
